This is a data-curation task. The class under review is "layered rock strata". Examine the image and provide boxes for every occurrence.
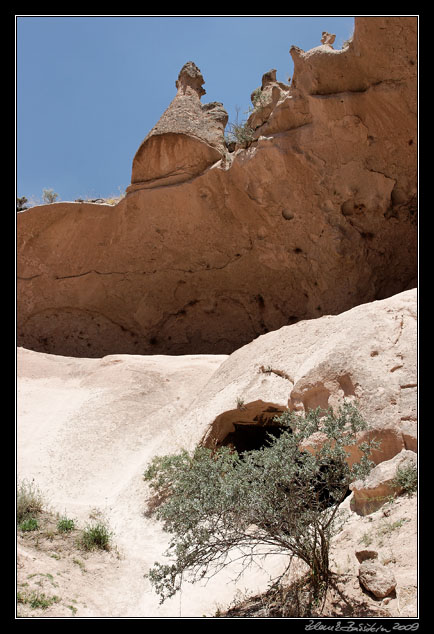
[17,17,417,357]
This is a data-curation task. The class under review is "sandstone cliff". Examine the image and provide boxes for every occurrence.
[17,16,417,357]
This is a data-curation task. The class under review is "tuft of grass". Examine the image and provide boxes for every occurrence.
[17,479,44,523]
[72,558,87,572]
[393,462,417,496]
[236,396,246,410]
[57,516,75,533]
[358,531,373,547]
[19,517,39,532]
[17,590,60,610]
[79,520,112,551]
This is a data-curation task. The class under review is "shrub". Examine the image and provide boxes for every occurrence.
[144,401,378,605]
[250,87,267,109]
[225,104,256,149]
[42,188,59,204]
[393,462,417,496]
[80,520,112,551]
[225,121,255,148]
[17,479,44,524]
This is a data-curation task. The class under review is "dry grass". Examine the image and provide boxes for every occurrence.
[17,479,45,524]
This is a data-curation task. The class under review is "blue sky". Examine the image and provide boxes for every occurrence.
[16,15,355,203]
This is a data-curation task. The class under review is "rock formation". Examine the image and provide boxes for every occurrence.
[17,289,417,515]
[17,16,417,359]
[130,61,228,190]
[358,560,397,599]
[321,32,336,47]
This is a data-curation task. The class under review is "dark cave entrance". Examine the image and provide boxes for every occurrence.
[202,400,288,454]
[221,420,287,454]
[202,400,351,509]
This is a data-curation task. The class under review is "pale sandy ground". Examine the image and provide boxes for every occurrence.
[16,348,290,618]
[16,347,417,618]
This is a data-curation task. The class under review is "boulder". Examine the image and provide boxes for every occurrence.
[246,69,291,132]
[350,449,417,515]
[355,550,378,563]
[358,560,397,598]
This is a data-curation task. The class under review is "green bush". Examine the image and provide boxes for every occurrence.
[17,196,28,212]
[144,401,378,605]
[225,121,255,148]
[80,521,112,551]
[225,104,256,149]
[19,517,39,532]
[393,462,417,496]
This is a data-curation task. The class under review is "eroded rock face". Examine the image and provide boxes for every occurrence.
[17,17,417,358]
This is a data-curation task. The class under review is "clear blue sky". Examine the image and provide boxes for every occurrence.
[16,15,355,203]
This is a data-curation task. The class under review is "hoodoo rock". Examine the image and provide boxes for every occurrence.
[130,61,228,190]
[17,17,417,358]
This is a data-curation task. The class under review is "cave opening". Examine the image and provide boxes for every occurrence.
[203,400,351,509]
[222,420,287,454]
[202,401,288,455]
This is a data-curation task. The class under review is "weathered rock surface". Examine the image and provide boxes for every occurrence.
[350,449,417,516]
[130,61,228,190]
[182,289,417,464]
[355,549,378,563]
[17,16,417,359]
[358,561,397,598]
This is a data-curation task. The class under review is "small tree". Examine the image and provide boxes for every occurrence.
[17,196,28,212]
[42,188,59,204]
[144,401,378,605]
